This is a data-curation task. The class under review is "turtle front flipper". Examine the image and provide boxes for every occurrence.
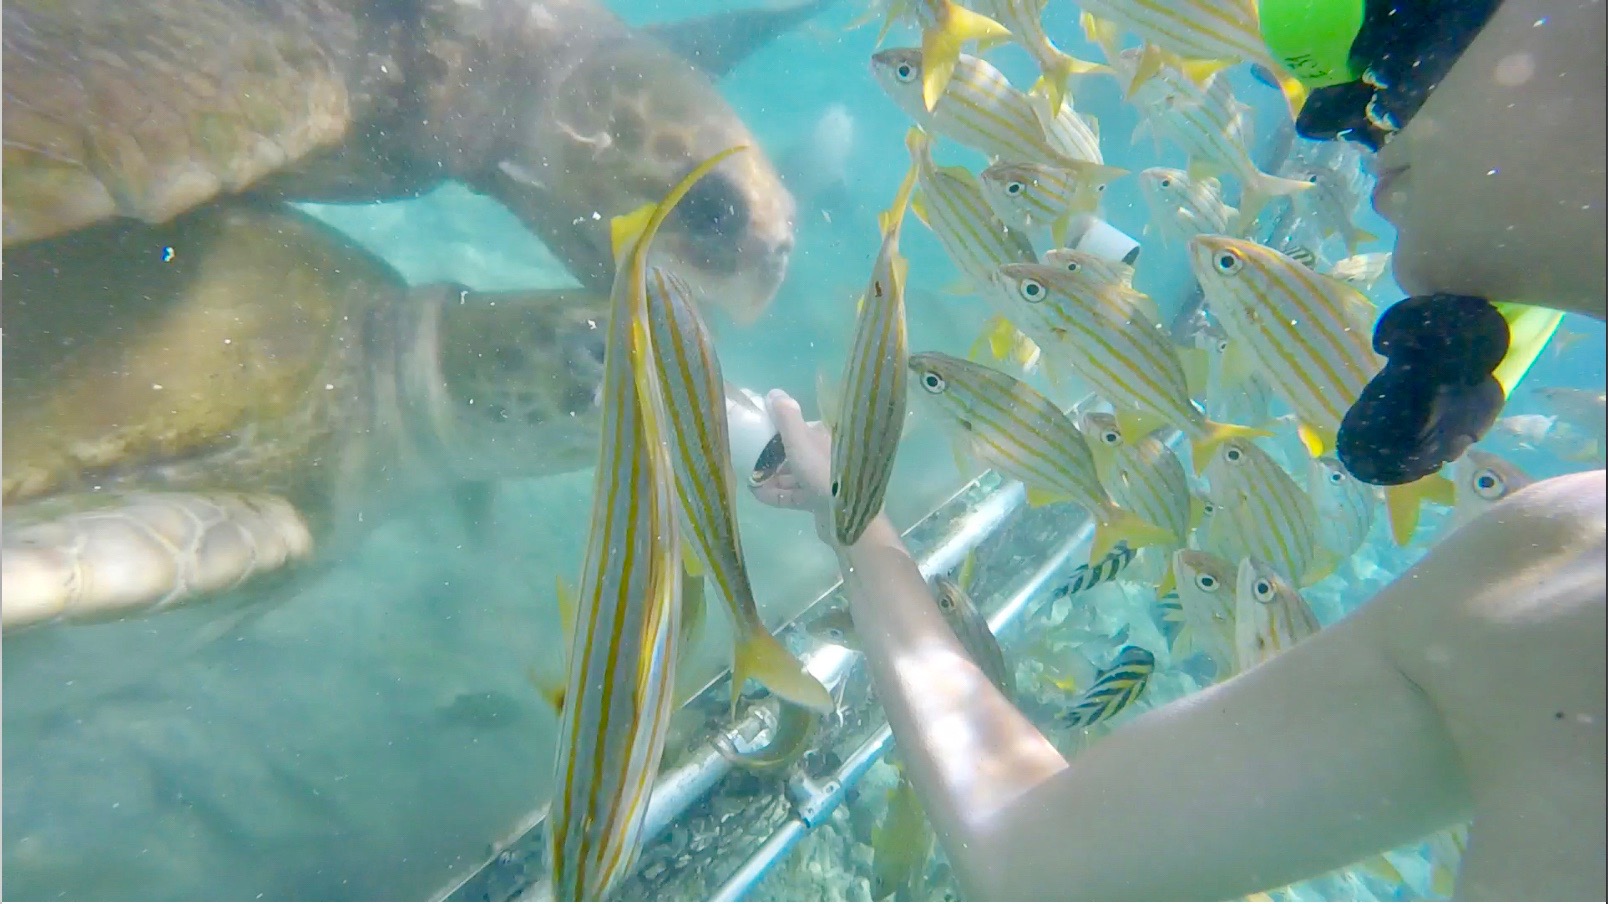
[2,491,313,633]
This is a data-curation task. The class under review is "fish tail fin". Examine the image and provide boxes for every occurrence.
[1092,507,1174,562]
[1384,472,1456,546]
[1239,170,1315,232]
[921,5,1009,111]
[1346,223,1380,255]
[1189,420,1273,475]
[1123,42,1168,99]
[1156,558,1178,597]
[1491,302,1566,397]
[1030,51,1110,116]
[732,614,834,717]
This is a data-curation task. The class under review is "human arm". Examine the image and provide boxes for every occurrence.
[751,390,1471,900]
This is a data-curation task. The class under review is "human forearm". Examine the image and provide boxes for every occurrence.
[832,515,1070,898]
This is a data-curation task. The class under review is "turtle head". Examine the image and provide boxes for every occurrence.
[408,287,611,480]
[495,39,796,326]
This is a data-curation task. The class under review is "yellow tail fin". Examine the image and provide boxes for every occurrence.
[1189,420,1274,476]
[733,616,834,717]
[1385,473,1456,546]
[920,4,1010,111]
[1092,507,1174,563]
[1491,302,1565,397]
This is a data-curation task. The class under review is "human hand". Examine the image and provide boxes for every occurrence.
[748,389,834,515]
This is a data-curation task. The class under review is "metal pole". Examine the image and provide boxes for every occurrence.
[709,513,1100,901]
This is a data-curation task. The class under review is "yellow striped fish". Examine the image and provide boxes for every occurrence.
[1078,409,1197,593]
[876,0,1009,111]
[1202,437,1334,587]
[1126,64,1312,226]
[548,147,744,902]
[907,350,1175,562]
[872,771,936,901]
[990,256,1269,473]
[871,49,1087,169]
[1138,166,1241,248]
[642,266,833,716]
[934,575,1015,698]
[829,149,921,546]
[1078,411,1194,545]
[971,0,1110,115]
[1308,454,1378,563]
[1188,234,1453,545]
[1233,556,1322,674]
[903,128,1043,370]
[1077,0,1307,117]
[1287,156,1379,256]
[1171,548,1238,679]
[1058,645,1155,728]
[1448,448,1534,534]
[1199,331,1276,428]
[1187,235,1382,460]
[1034,92,1107,165]
[979,160,1127,246]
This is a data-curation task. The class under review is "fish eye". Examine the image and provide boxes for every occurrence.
[1473,469,1506,500]
[1194,573,1218,592]
[1018,278,1045,302]
[1328,471,1345,484]
[1006,181,1024,195]
[1159,177,1172,188]
[1102,430,1121,445]
[1225,446,1243,462]
[830,479,841,497]
[1203,502,1218,514]
[1217,339,1230,352]
[1096,184,1107,192]
[1253,578,1276,602]
[826,627,844,641]
[895,63,916,82]
[921,371,947,393]
[1064,261,1080,273]
[1214,251,1244,275]
[1305,174,1320,183]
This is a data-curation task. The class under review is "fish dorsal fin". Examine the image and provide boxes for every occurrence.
[643,0,836,80]
[910,189,932,228]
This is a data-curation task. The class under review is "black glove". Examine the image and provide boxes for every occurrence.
[1338,294,1510,486]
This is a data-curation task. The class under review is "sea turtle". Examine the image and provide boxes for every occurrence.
[0,0,832,632]
[2,200,619,632]
[2,0,824,323]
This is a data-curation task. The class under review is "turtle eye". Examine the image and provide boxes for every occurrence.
[1194,573,1218,592]
[1006,181,1024,195]
[895,63,916,82]
[1253,577,1277,602]
[921,371,947,393]
[1214,251,1244,275]
[1017,278,1045,302]
[1473,468,1506,500]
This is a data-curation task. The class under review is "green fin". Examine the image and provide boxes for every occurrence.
[1357,853,1404,885]
[955,548,978,591]
[1115,409,1168,445]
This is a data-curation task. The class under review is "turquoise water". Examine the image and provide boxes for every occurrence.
[3,0,1604,901]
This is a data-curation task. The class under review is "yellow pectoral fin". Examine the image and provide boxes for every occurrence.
[1383,473,1453,546]
[1025,485,1073,507]
[1179,346,1211,401]
[609,202,658,262]
[1296,421,1332,459]
[1177,57,1232,86]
